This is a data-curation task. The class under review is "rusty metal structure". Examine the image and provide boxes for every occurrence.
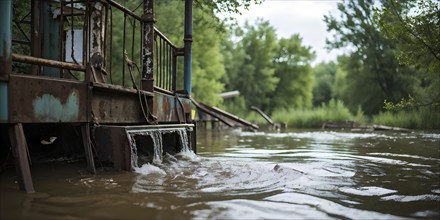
[0,0,195,193]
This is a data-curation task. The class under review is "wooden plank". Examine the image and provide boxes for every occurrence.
[81,123,96,174]
[9,123,34,193]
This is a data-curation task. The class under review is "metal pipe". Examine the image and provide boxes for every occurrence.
[0,0,12,121]
[183,0,193,95]
[12,53,86,71]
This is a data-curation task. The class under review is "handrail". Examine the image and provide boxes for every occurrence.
[99,0,142,21]
[12,53,86,72]
[154,27,179,49]
[154,29,178,91]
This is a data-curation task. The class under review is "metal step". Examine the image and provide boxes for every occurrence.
[93,124,195,171]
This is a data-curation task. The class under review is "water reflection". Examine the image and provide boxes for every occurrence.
[1,129,439,219]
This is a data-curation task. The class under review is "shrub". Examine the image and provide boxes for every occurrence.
[271,99,361,128]
[373,108,440,130]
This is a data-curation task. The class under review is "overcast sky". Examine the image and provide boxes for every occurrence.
[234,0,344,66]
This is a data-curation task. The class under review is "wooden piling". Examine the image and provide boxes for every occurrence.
[81,123,96,174]
[9,123,34,193]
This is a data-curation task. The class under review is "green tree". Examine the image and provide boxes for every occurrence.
[191,13,226,105]
[325,0,420,114]
[376,0,440,110]
[376,0,439,73]
[271,35,315,111]
[156,0,226,106]
[225,19,279,112]
[312,61,337,106]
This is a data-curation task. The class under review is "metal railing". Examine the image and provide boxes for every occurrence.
[154,28,182,92]
[10,0,182,93]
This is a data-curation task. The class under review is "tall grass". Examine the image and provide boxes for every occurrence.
[244,111,270,124]
[373,108,440,130]
[271,99,363,128]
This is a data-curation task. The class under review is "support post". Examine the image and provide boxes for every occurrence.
[81,123,96,174]
[0,0,12,122]
[31,0,42,75]
[183,0,193,95]
[142,0,155,92]
[9,124,34,193]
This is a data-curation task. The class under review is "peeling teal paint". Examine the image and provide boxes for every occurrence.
[0,0,12,58]
[0,83,7,121]
[32,91,79,122]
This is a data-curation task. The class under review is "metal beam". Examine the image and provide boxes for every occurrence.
[183,0,193,95]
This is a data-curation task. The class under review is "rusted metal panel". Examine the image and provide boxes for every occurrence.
[91,86,190,124]
[93,125,131,171]
[91,85,147,124]
[8,74,88,123]
[153,92,191,123]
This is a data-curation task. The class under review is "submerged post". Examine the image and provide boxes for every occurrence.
[142,0,155,92]
[0,0,12,122]
[9,124,34,193]
[183,0,193,95]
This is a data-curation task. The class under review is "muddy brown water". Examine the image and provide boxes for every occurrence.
[1,129,439,219]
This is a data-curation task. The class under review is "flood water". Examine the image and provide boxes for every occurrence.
[1,129,440,219]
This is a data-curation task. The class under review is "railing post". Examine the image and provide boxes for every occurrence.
[183,0,193,95]
[172,51,177,92]
[142,0,155,92]
[0,0,12,122]
[89,1,105,83]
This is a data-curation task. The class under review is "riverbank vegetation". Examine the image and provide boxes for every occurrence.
[110,0,439,130]
[271,100,365,128]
